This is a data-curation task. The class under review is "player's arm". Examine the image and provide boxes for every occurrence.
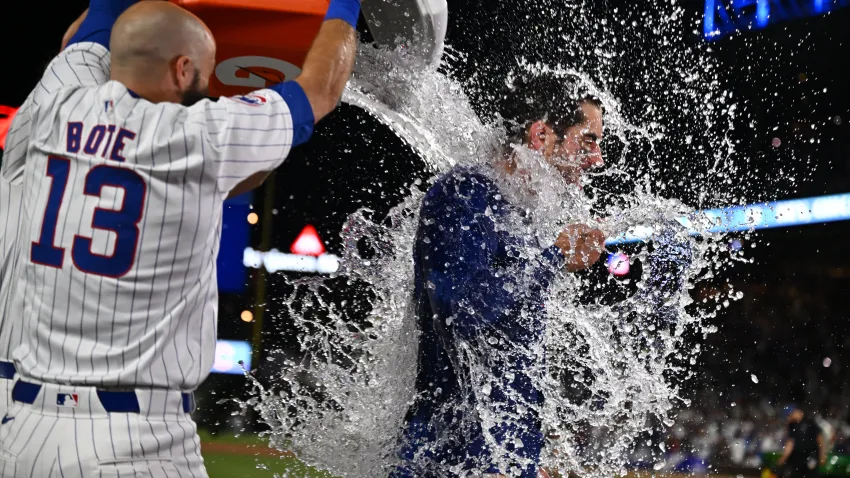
[291,0,360,123]
[777,438,794,466]
[611,224,692,339]
[65,0,138,50]
[40,0,138,95]
[419,175,563,475]
[0,98,33,182]
[818,432,827,466]
[420,175,564,337]
[217,0,360,196]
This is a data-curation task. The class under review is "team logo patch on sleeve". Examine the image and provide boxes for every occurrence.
[57,393,79,407]
[233,93,268,106]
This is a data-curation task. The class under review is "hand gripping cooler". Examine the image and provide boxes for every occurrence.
[170,0,448,98]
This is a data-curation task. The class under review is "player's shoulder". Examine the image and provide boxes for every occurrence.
[59,41,110,58]
[427,166,498,205]
[34,42,111,98]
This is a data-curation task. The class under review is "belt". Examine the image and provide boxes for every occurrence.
[0,361,15,380]
[12,380,195,413]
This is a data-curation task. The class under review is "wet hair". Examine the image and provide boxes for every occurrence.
[498,73,603,143]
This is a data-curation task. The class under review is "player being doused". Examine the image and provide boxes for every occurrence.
[391,74,693,477]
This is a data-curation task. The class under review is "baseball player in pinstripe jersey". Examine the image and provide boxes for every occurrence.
[0,0,361,475]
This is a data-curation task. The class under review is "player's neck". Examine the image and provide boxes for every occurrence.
[111,72,175,104]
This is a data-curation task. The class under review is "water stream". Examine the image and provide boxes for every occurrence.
[235,2,782,476]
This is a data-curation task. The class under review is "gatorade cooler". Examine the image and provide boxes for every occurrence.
[172,0,448,98]
[170,0,329,98]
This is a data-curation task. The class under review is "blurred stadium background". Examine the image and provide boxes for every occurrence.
[4,0,850,476]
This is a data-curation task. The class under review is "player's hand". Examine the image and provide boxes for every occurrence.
[555,224,606,272]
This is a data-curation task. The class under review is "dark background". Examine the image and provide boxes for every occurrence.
[3,0,850,465]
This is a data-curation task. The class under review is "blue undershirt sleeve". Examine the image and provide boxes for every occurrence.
[66,0,138,50]
[268,81,315,147]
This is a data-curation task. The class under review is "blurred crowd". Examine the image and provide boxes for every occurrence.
[631,262,850,470]
[657,400,850,469]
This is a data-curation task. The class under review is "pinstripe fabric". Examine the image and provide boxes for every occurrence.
[0,384,204,477]
[0,179,23,418]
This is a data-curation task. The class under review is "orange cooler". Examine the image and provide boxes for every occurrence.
[170,0,330,97]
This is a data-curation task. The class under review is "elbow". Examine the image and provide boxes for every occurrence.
[295,75,345,124]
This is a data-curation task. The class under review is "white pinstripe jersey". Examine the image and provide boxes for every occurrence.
[0,179,24,363]
[0,42,296,390]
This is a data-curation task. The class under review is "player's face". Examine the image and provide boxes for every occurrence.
[550,103,604,185]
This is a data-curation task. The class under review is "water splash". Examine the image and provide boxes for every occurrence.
[239,1,768,476]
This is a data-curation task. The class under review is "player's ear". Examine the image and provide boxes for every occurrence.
[173,55,195,91]
[527,120,551,152]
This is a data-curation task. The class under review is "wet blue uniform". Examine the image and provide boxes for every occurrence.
[393,167,564,477]
[391,165,694,477]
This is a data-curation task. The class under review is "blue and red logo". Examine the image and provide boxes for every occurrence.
[57,393,79,407]
[233,93,268,106]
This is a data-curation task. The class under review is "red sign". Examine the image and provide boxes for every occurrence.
[0,105,18,150]
[290,225,325,256]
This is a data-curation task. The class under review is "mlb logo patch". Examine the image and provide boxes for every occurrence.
[233,93,268,106]
[56,393,79,407]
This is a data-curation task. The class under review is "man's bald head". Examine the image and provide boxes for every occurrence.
[110,2,217,106]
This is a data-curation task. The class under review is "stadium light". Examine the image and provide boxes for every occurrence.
[606,192,850,246]
[704,0,850,40]
[239,193,850,271]
[211,340,252,375]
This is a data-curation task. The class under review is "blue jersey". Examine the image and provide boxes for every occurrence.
[393,167,564,477]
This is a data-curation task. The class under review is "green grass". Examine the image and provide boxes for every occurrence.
[204,453,330,478]
[198,429,270,447]
[199,430,335,478]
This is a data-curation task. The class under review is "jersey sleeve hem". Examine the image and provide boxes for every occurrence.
[268,82,315,147]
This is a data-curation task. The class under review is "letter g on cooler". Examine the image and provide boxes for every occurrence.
[214,56,302,95]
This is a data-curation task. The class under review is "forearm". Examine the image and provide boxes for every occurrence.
[296,7,359,122]
[779,441,794,464]
[66,0,139,49]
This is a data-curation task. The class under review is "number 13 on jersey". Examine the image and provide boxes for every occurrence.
[31,155,147,278]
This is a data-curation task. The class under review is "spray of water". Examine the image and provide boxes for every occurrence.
[238,1,772,476]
